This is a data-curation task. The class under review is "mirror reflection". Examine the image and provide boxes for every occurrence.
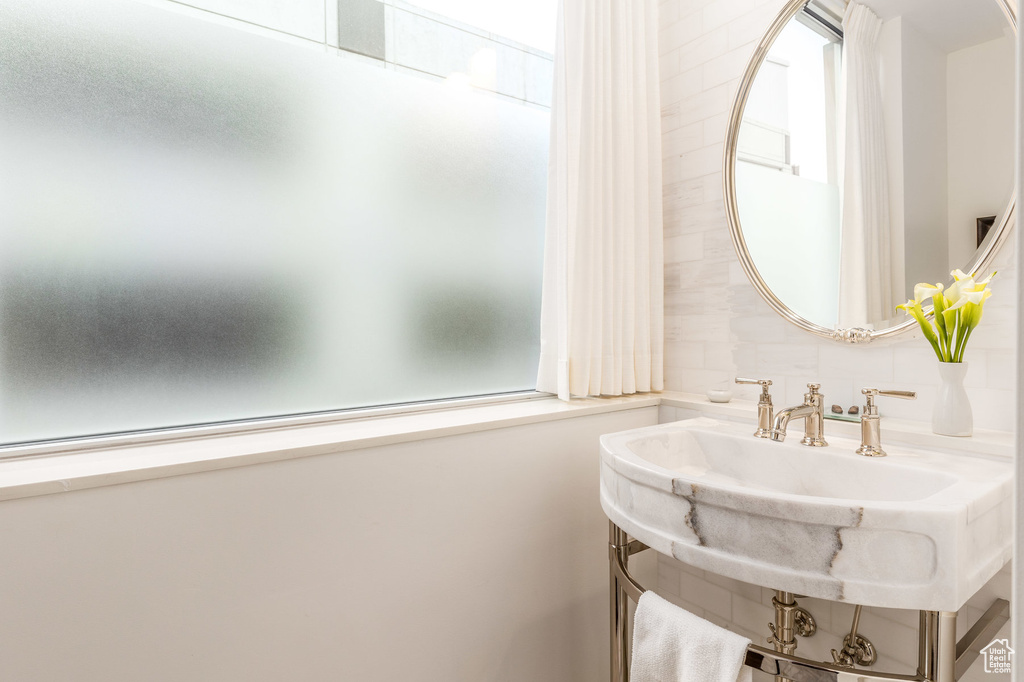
[734,0,1014,331]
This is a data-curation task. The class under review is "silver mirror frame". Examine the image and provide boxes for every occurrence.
[723,0,1017,344]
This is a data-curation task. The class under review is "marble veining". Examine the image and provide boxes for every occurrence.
[600,416,1012,611]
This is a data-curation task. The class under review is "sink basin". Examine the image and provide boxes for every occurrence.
[600,417,1013,611]
[629,426,960,502]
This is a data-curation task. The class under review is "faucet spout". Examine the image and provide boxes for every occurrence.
[770,405,815,441]
[768,383,829,447]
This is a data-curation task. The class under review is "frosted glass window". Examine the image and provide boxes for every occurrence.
[0,0,549,444]
[401,0,558,53]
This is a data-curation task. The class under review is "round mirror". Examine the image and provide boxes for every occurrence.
[724,0,1016,343]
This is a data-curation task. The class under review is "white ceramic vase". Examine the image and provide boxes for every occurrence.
[932,361,972,437]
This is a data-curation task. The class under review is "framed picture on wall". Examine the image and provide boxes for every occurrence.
[977,216,996,248]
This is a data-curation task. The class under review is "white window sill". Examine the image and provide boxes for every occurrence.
[0,393,660,502]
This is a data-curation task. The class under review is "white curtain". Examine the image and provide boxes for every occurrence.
[536,0,664,400]
[837,2,894,328]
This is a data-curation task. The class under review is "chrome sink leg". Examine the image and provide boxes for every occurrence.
[919,611,937,680]
[608,521,648,682]
[610,522,630,682]
[918,610,957,682]
[935,611,957,682]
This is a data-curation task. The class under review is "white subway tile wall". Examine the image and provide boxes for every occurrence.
[658,0,1018,430]
[656,1,1014,679]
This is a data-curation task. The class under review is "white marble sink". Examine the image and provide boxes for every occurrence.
[600,417,1013,611]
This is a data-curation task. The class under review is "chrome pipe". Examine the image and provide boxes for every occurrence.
[832,603,877,667]
[850,604,862,639]
[771,591,799,655]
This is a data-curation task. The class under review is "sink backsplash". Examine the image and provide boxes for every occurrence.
[658,0,1018,433]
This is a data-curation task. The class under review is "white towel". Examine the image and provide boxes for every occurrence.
[630,591,752,682]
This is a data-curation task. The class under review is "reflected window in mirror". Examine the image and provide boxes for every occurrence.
[737,18,843,328]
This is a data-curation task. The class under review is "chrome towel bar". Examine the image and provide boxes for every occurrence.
[608,521,1008,682]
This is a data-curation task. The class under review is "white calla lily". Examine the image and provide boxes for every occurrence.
[900,271,996,364]
[913,282,943,304]
[974,271,996,289]
[942,276,974,307]
[945,286,991,312]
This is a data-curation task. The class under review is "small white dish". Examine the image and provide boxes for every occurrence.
[706,388,733,403]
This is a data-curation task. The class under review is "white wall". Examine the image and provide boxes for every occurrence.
[0,406,657,681]
[947,33,1016,269]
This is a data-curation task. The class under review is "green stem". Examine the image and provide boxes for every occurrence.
[952,311,965,362]
[939,319,953,363]
[932,301,951,362]
[955,326,975,363]
[954,305,981,363]
[947,311,961,362]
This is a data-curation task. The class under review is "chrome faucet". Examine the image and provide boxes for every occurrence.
[856,388,917,457]
[770,383,828,447]
[735,377,774,438]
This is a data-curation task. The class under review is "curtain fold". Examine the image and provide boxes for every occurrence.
[536,0,664,400]
[837,1,894,328]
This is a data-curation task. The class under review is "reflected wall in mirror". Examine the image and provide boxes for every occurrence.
[725,0,1016,341]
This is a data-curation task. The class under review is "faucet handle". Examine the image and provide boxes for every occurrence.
[803,383,823,406]
[735,377,772,400]
[862,388,917,399]
[857,389,917,457]
[736,378,774,437]
[861,388,917,415]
